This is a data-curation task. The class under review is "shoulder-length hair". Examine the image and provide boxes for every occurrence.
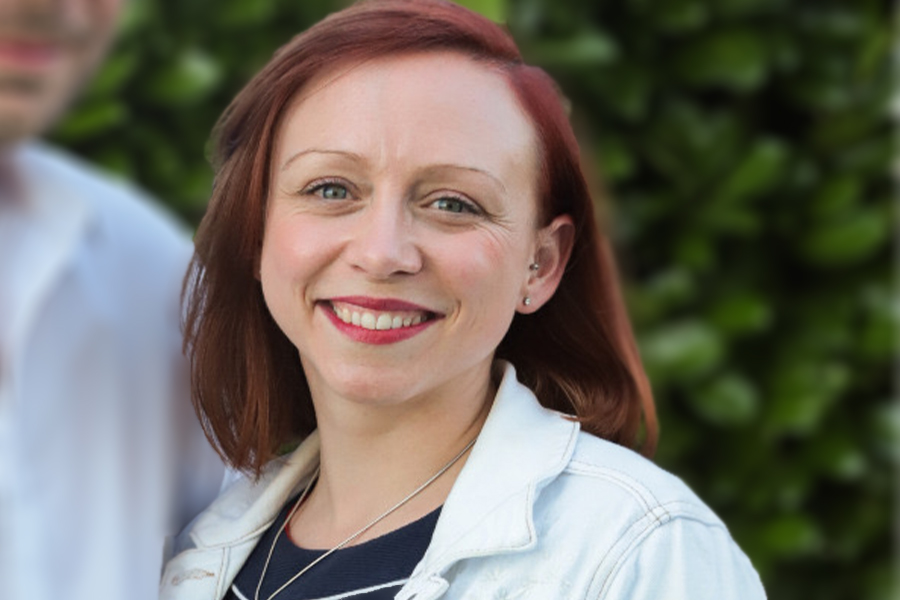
[184,0,658,475]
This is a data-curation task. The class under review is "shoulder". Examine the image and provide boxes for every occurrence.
[531,430,765,599]
[23,143,192,261]
[562,431,721,527]
[532,429,731,558]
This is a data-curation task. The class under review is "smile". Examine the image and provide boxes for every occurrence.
[322,298,440,344]
[330,301,431,330]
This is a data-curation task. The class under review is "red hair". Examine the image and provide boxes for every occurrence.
[184,0,657,475]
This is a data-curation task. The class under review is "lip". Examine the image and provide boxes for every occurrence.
[328,295,439,313]
[319,296,442,345]
[0,39,64,71]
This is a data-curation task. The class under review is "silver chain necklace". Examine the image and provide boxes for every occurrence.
[254,437,477,600]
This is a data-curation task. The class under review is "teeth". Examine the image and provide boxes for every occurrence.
[361,313,377,330]
[375,314,392,330]
[331,302,431,331]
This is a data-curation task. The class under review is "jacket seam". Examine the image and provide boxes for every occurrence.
[582,506,665,600]
[565,460,665,516]
[215,546,229,600]
[589,508,732,600]
[192,516,279,550]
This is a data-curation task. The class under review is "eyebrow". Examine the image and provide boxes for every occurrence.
[280,148,363,171]
[421,164,507,194]
[280,149,507,194]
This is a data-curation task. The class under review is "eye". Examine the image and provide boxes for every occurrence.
[303,179,351,200]
[316,183,349,200]
[432,196,480,215]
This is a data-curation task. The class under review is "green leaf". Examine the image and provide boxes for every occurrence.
[597,136,637,180]
[453,0,507,22]
[675,29,769,91]
[589,65,652,120]
[653,0,709,33]
[859,284,896,360]
[767,361,850,434]
[810,176,862,219]
[673,235,717,272]
[713,138,789,205]
[639,320,725,383]
[146,49,222,105]
[689,372,760,426]
[220,0,277,26]
[817,437,867,481]
[759,515,823,558]
[869,403,900,464]
[85,51,139,98]
[117,0,152,36]
[525,31,619,67]
[713,0,786,19]
[800,208,889,266]
[709,293,773,336]
[53,101,128,140]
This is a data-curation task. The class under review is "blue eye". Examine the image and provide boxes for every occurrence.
[434,197,477,214]
[314,183,349,200]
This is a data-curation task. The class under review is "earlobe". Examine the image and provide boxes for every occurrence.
[519,214,575,313]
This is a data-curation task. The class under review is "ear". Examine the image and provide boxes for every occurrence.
[519,214,575,314]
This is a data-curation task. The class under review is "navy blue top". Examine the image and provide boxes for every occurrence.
[226,497,441,600]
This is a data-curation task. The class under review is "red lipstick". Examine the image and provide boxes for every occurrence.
[328,296,436,312]
[320,297,440,345]
[0,40,61,71]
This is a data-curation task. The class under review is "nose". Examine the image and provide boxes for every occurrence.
[344,197,423,279]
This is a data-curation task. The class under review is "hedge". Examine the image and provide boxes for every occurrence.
[51,0,895,598]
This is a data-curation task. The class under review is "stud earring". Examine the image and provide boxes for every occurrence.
[529,262,539,271]
[523,297,532,306]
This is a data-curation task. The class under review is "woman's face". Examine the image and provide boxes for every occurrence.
[260,52,570,408]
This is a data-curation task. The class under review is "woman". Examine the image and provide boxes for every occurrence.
[163,1,766,599]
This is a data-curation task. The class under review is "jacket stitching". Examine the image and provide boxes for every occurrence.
[588,506,733,600]
[565,461,663,516]
[413,423,579,578]
[587,508,670,600]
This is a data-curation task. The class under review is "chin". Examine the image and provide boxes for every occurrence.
[315,362,426,407]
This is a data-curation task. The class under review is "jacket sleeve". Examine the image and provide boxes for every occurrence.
[598,516,767,600]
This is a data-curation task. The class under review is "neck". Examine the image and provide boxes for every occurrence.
[292,361,496,548]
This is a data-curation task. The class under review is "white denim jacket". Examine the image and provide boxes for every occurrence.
[161,362,766,600]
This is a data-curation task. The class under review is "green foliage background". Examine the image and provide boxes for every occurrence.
[51,0,895,597]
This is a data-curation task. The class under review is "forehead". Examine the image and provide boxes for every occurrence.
[274,51,537,184]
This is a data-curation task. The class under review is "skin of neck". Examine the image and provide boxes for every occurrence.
[290,357,497,549]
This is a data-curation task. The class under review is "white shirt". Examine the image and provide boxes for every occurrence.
[162,362,766,600]
[0,143,224,600]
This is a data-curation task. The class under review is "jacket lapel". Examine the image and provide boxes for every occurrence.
[398,362,579,599]
[190,431,321,550]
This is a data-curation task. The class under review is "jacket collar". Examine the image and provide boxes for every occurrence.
[402,362,579,590]
[5,143,94,354]
[190,431,320,548]
[188,362,579,573]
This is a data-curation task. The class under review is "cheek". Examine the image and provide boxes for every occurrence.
[436,230,526,312]
[259,217,329,313]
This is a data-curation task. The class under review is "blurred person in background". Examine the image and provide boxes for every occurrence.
[0,0,223,599]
